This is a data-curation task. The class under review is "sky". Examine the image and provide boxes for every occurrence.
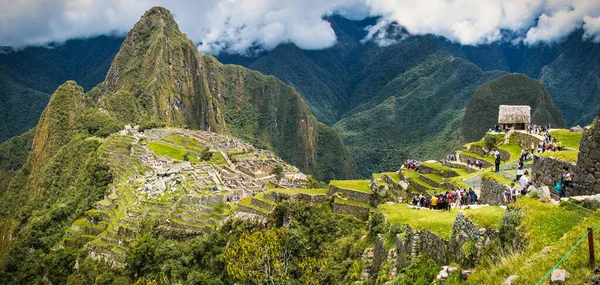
[1,0,599,55]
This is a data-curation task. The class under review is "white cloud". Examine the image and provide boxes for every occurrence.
[0,0,600,54]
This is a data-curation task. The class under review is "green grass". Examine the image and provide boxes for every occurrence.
[148,141,186,161]
[382,172,401,183]
[378,204,459,239]
[457,151,495,164]
[481,172,515,186]
[422,173,445,183]
[254,193,277,205]
[238,197,272,214]
[209,152,227,165]
[401,170,434,190]
[466,197,595,284]
[420,161,453,172]
[329,180,372,193]
[462,207,505,229]
[497,144,523,162]
[273,188,328,195]
[550,129,582,150]
[334,198,375,210]
[447,177,470,189]
[539,150,579,163]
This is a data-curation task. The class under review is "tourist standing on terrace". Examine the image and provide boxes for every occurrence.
[560,166,572,198]
[494,150,501,172]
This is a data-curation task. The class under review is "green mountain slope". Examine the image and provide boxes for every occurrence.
[90,7,356,180]
[460,74,567,142]
[0,36,123,142]
[334,53,505,176]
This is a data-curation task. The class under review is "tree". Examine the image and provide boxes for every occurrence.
[223,229,289,284]
[183,152,190,162]
[271,166,284,180]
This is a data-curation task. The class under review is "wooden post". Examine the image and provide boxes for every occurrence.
[589,226,595,265]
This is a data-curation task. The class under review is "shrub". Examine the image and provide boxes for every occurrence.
[484,133,498,150]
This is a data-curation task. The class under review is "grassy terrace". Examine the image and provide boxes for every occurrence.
[238,197,271,214]
[463,206,505,229]
[466,197,596,284]
[402,170,434,190]
[378,204,459,239]
[254,193,277,205]
[334,198,375,210]
[148,141,197,163]
[539,150,579,163]
[481,172,514,186]
[550,129,583,150]
[422,173,444,183]
[329,180,372,193]
[382,172,401,183]
[497,144,523,162]
[457,150,495,164]
[273,188,328,195]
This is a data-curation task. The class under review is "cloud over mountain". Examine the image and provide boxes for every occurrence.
[0,0,599,54]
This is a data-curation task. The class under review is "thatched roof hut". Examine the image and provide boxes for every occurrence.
[498,105,531,125]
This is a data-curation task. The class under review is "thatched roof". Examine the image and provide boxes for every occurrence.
[498,105,531,124]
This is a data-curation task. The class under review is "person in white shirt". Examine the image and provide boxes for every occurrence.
[519,170,529,194]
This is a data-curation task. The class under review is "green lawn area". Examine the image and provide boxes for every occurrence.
[539,150,579,163]
[422,173,445,183]
[335,198,375,210]
[238,197,271,214]
[149,141,187,161]
[465,197,596,285]
[481,172,515,186]
[497,144,524,162]
[463,206,505,229]
[402,170,434,190]
[209,152,228,165]
[550,129,583,150]
[163,134,205,151]
[382,172,401,183]
[330,180,372,193]
[378,204,459,239]
[273,188,328,195]
[457,151,495,164]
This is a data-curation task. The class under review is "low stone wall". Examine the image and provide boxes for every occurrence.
[420,174,444,188]
[381,174,402,191]
[515,131,542,150]
[451,213,498,263]
[395,225,449,268]
[442,161,478,173]
[328,185,374,205]
[576,126,600,194]
[419,164,459,178]
[407,178,430,193]
[332,201,370,220]
[251,198,276,211]
[371,235,387,273]
[467,145,486,156]
[267,191,330,204]
[480,178,506,205]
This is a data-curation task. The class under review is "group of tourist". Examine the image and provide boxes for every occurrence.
[411,188,478,210]
[403,159,421,171]
[527,123,551,135]
[466,159,484,169]
[447,154,458,162]
[491,124,514,133]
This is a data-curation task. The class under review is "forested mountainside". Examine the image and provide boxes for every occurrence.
[218,16,599,176]
[1,15,598,177]
[460,74,567,143]
[0,36,123,142]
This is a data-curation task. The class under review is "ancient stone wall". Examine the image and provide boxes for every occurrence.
[371,235,387,273]
[480,178,506,205]
[266,191,329,204]
[457,153,493,168]
[332,202,370,220]
[450,213,498,263]
[515,132,542,150]
[419,164,459,178]
[328,185,374,205]
[576,125,600,194]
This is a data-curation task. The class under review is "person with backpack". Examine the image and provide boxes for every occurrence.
[560,166,572,198]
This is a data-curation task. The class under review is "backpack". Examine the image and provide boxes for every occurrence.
[554,181,562,193]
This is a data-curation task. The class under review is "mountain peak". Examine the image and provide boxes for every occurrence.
[133,6,180,36]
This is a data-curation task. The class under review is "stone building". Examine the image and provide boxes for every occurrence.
[498,105,531,130]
